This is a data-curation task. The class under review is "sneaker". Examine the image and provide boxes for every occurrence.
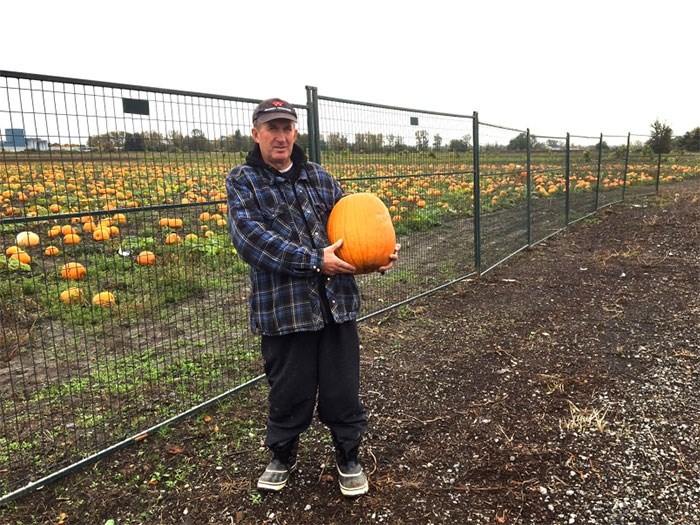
[336,460,369,497]
[257,457,297,492]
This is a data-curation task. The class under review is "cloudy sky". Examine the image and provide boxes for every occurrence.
[3,0,696,139]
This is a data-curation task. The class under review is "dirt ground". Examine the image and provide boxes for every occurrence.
[1,179,698,524]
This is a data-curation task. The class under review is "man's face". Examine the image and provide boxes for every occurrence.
[252,119,298,170]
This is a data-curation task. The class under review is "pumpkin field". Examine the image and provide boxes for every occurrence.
[1,149,699,502]
[3,153,693,331]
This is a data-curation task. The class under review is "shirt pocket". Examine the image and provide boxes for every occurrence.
[261,203,296,239]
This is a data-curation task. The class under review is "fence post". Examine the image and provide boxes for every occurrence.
[565,132,571,225]
[594,132,603,210]
[305,85,320,164]
[621,132,630,201]
[655,151,662,193]
[472,111,481,276]
[526,128,532,247]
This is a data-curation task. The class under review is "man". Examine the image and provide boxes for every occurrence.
[226,98,399,497]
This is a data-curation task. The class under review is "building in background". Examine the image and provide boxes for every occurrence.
[1,128,49,151]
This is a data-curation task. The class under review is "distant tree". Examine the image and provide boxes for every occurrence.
[415,130,429,152]
[386,134,406,151]
[448,134,471,153]
[674,127,700,152]
[545,139,564,150]
[87,131,126,152]
[432,133,443,150]
[124,132,145,152]
[595,140,610,152]
[143,131,167,152]
[187,129,211,151]
[169,131,185,151]
[326,132,348,152]
[353,132,384,153]
[507,132,537,151]
[646,120,673,154]
[611,145,628,160]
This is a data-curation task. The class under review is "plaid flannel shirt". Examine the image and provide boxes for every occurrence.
[226,147,361,336]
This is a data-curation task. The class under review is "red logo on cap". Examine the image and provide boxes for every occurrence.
[271,100,285,107]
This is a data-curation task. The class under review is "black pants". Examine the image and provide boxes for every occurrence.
[261,320,367,461]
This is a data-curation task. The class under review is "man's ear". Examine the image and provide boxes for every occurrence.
[251,127,260,143]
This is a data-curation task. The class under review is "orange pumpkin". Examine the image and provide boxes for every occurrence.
[92,226,111,241]
[136,250,156,266]
[63,233,81,245]
[60,262,86,280]
[44,245,60,256]
[92,291,116,307]
[10,251,31,264]
[60,224,77,236]
[165,233,182,245]
[326,193,396,274]
[59,287,85,304]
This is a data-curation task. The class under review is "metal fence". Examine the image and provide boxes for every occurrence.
[0,70,691,504]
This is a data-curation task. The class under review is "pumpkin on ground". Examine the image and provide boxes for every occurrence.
[165,233,182,245]
[326,192,396,274]
[92,226,111,241]
[136,250,156,266]
[16,231,40,247]
[63,233,81,245]
[44,245,60,256]
[10,251,31,264]
[60,225,77,236]
[59,287,85,305]
[92,291,116,307]
[60,262,86,280]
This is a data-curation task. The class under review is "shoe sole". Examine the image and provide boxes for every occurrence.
[339,482,369,497]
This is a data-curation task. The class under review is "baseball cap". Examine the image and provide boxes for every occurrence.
[252,98,298,124]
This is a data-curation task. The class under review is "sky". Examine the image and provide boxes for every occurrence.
[3,0,697,140]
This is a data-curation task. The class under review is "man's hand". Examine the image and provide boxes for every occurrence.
[378,243,401,274]
[321,239,356,276]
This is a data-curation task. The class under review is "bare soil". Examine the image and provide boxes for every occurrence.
[1,179,698,524]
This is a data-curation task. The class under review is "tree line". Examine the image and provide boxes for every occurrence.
[86,129,472,154]
[505,120,700,155]
[85,121,699,155]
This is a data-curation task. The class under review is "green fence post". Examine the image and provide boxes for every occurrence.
[305,86,320,164]
[472,111,481,276]
[565,133,571,225]
[594,133,603,210]
[526,128,532,247]
[622,132,630,201]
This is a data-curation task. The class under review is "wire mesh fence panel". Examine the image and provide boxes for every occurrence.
[624,133,663,201]
[0,73,306,496]
[477,123,530,271]
[567,134,605,222]
[316,97,476,316]
[528,140,568,245]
